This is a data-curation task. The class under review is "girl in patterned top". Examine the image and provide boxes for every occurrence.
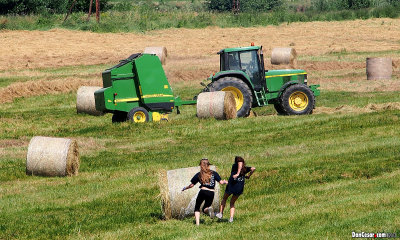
[182,158,228,226]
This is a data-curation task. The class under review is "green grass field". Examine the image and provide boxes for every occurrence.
[1,61,400,239]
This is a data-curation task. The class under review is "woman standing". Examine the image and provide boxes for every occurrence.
[216,156,255,223]
[182,158,227,226]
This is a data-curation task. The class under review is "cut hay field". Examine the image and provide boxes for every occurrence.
[1,18,400,239]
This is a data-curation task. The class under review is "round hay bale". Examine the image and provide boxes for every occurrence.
[159,165,220,220]
[76,86,104,116]
[271,47,297,67]
[26,136,79,177]
[366,57,392,80]
[143,47,168,65]
[196,91,237,120]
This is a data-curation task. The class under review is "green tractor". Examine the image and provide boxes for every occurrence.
[201,45,320,117]
[94,45,320,123]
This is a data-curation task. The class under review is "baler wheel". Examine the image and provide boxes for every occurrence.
[128,107,149,123]
[112,111,127,123]
[280,84,315,115]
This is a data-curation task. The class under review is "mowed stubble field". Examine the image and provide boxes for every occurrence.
[1,18,400,239]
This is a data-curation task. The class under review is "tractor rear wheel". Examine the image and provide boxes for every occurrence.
[280,84,315,115]
[210,77,253,117]
[273,103,286,115]
[127,107,149,123]
[112,111,127,123]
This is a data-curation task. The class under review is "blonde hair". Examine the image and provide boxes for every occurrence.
[199,158,212,184]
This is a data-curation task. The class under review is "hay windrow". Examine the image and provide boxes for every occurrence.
[314,102,400,114]
[0,78,101,103]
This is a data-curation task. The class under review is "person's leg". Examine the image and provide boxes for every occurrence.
[202,191,215,218]
[194,190,206,225]
[219,192,231,215]
[195,211,201,225]
[229,194,240,222]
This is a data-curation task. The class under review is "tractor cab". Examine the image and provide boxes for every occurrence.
[218,46,266,91]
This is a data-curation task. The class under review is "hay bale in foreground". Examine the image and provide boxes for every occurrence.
[366,57,392,80]
[143,47,168,65]
[26,136,79,177]
[196,91,236,120]
[159,166,220,219]
[76,86,104,116]
[271,47,297,67]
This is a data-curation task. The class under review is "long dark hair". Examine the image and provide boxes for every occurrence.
[235,156,246,175]
[199,158,212,184]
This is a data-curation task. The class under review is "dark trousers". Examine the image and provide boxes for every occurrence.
[194,189,215,213]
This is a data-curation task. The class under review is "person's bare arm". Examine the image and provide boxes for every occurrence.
[219,180,228,185]
[233,162,243,179]
[182,183,194,191]
[245,167,256,179]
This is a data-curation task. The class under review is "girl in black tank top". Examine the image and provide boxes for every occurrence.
[215,156,256,223]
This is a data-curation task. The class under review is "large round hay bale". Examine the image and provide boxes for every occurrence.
[159,165,220,219]
[196,91,236,120]
[366,57,392,80]
[76,86,104,116]
[26,136,79,177]
[271,47,297,67]
[143,47,168,65]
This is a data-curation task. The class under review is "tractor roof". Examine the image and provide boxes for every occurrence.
[218,46,261,54]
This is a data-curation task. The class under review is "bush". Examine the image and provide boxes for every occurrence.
[208,0,231,11]
[312,0,372,11]
[207,0,282,12]
[0,0,109,15]
[241,0,282,11]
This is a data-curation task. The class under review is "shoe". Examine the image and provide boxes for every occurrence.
[215,213,223,219]
[229,217,234,223]
[208,207,214,219]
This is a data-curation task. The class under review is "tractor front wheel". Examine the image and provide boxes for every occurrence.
[279,84,315,115]
[127,107,149,123]
[210,77,253,117]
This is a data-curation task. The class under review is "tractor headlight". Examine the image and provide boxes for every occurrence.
[304,74,308,84]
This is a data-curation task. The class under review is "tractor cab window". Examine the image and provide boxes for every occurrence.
[240,50,262,90]
[222,50,264,91]
[227,52,240,70]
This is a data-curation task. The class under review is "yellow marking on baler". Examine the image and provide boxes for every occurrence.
[114,97,139,103]
[265,72,307,78]
[142,94,174,98]
[164,85,168,89]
